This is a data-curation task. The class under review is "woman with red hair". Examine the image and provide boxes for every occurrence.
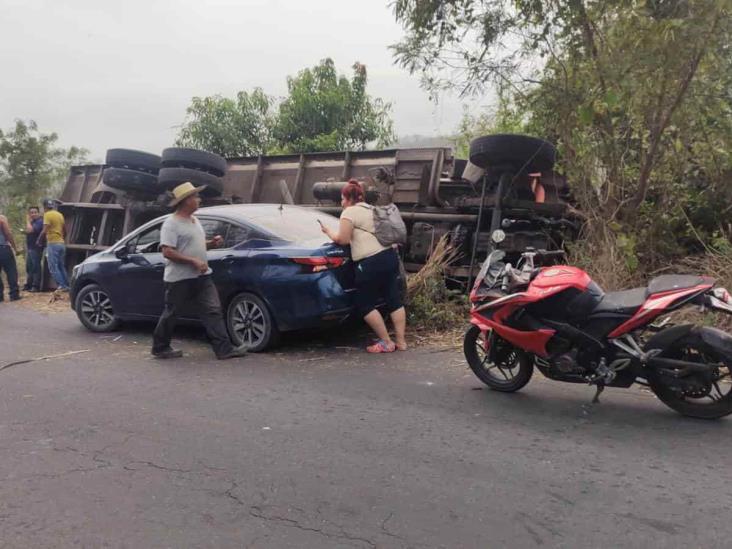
[321,179,407,353]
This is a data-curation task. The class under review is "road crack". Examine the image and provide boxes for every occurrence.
[122,460,193,474]
[380,512,406,541]
[249,505,376,548]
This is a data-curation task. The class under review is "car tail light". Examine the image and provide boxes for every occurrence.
[292,257,347,273]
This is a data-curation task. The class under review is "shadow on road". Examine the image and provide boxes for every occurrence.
[117,317,373,354]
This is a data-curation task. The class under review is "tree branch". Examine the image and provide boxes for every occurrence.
[629,34,713,212]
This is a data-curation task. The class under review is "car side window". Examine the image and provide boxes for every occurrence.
[129,224,162,254]
[198,218,226,240]
[224,224,252,248]
[198,218,269,249]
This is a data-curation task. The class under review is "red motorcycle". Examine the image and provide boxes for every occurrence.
[465,246,732,418]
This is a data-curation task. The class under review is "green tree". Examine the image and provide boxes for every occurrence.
[176,88,276,157]
[177,60,396,155]
[0,120,87,229]
[394,0,732,272]
[273,59,396,153]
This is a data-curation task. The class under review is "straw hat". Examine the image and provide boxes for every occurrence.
[168,182,206,207]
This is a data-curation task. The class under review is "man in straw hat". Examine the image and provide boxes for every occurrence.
[151,182,247,360]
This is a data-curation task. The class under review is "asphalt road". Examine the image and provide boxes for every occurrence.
[1,304,731,548]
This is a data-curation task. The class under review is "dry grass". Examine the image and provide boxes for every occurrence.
[568,227,639,291]
[406,236,461,301]
[13,289,71,314]
[405,236,466,343]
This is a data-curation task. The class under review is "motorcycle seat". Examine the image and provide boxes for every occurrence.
[646,274,708,295]
[591,288,647,315]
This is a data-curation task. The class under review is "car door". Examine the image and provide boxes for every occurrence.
[114,222,166,317]
[197,217,256,312]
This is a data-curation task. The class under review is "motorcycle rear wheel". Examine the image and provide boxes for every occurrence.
[648,331,732,419]
[464,325,534,392]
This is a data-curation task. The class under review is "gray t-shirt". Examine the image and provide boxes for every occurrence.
[159,214,212,282]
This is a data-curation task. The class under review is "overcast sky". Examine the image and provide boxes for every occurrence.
[1,0,490,161]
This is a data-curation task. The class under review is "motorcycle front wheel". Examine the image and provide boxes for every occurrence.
[464,325,533,392]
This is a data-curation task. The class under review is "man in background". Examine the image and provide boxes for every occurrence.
[37,199,69,291]
[0,213,20,302]
[23,206,44,292]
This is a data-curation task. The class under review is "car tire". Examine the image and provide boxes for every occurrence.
[226,292,279,352]
[105,149,161,174]
[161,148,228,177]
[103,167,159,195]
[469,134,557,173]
[75,284,121,333]
[157,167,224,197]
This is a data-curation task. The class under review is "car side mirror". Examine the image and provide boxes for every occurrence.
[115,242,135,260]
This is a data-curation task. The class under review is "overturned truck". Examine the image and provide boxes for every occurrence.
[57,135,576,284]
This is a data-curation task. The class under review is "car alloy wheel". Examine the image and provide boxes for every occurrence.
[232,300,266,346]
[226,292,278,352]
[76,284,121,332]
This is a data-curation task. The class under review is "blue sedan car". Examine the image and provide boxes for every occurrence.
[70,204,356,351]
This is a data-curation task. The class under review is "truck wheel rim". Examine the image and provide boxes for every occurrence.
[232,300,266,348]
[80,290,115,328]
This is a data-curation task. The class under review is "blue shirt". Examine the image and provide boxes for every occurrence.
[26,217,44,251]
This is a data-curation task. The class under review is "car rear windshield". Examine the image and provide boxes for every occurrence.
[248,207,340,243]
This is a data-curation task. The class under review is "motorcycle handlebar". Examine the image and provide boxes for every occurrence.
[536,250,566,258]
[521,249,566,258]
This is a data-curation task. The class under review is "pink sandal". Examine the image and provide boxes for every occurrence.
[367,339,396,353]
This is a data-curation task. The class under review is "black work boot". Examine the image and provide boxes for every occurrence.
[217,344,248,360]
[152,348,184,359]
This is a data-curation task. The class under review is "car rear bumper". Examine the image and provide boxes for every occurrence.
[261,272,354,332]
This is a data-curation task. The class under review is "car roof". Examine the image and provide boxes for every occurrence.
[198,203,318,221]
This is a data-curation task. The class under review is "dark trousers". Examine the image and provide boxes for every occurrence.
[24,248,42,290]
[152,275,234,357]
[0,245,19,300]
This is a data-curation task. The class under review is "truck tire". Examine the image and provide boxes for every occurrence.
[161,148,228,177]
[469,134,556,173]
[102,167,159,195]
[105,149,161,174]
[157,167,224,197]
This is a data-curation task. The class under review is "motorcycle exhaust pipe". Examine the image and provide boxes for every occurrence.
[646,356,717,376]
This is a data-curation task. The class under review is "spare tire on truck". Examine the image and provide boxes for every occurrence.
[157,167,224,197]
[102,167,159,195]
[161,148,228,177]
[469,134,557,173]
[105,149,161,174]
